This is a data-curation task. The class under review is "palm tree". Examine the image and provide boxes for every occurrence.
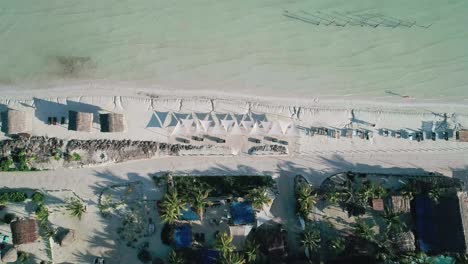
[382,210,406,234]
[301,228,321,259]
[326,190,341,204]
[65,197,86,220]
[246,187,271,210]
[244,240,260,263]
[215,232,235,257]
[428,188,442,204]
[328,237,345,257]
[192,189,211,221]
[401,181,417,200]
[353,218,375,242]
[296,183,317,219]
[160,191,186,224]
[220,252,245,264]
[168,250,184,264]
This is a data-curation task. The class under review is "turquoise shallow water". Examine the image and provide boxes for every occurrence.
[1,0,467,98]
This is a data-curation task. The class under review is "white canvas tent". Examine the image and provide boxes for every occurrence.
[210,123,226,135]
[241,120,255,131]
[199,120,213,132]
[171,122,185,136]
[278,120,292,134]
[249,122,263,136]
[268,121,284,136]
[221,119,235,131]
[261,121,273,132]
[230,123,243,135]
[148,111,171,128]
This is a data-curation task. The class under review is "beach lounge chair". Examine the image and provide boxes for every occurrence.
[48,117,52,125]
[191,136,204,141]
[249,137,261,144]
[216,138,226,144]
[395,131,401,138]
[52,117,57,125]
[431,132,436,141]
[61,116,66,125]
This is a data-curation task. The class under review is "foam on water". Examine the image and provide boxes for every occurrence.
[0,0,467,99]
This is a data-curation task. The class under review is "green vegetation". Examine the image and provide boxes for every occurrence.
[160,191,186,224]
[244,240,260,264]
[214,232,236,257]
[172,175,274,197]
[168,250,184,264]
[296,183,317,219]
[219,252,246,264]
[0,157,13,171]
[31,192,45,204]
[328,237,346,257]
[35,204,49,225]
[353,218,376,243]
[71,152,81,161]
[17,251,30,263]
[3,212,16,224]
[246,187,271,209]
[0,191,27,204]
[193,189,211,221]
[65,197,86,220]
[301,227,321,259]
[0,149,38,172]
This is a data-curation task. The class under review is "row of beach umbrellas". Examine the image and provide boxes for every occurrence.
[148,111,299,137]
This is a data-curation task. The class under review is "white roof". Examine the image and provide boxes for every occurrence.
[181,119,194,129]
[268,121,284,136]
[210,124,226,135]
[230,123,243,135]
[278,120,292,134]
[199,120,213,132]
[221,120,235,131]
[171,122,185,135]
[261,121,272,131]
[241,120,255,131]
[249,122,263,136]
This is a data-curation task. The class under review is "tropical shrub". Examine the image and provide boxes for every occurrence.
[0,191,27,204]
[31,192,45,204]
[3,213,16,224]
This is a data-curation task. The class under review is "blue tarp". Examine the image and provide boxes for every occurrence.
[230,201,255,225]
[174,224,192,249]
[414,195,437,252]
[179,204,199,221]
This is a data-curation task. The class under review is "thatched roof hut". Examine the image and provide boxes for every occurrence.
[99,113,125,132]
[4,109,30,135]
[10,218,38,245]
[68,111,93,132]
[391,231,415,253]
[372,198,384,212]
[252,221,287,261]
[459,129,468,142]
[59,229,76,247]
[389,195,411,214]
[1,247,17,263]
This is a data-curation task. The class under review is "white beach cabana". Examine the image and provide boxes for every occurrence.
[278,120,292,134]
[230,123,243,135]
[147,111,172,128]
[249,122,264,136]
[268,121,284,136]
[210,123,226,135]
[221,119,235,131]
[260,121,273,133]
[241,120,255,132]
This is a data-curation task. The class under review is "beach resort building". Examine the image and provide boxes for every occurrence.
[99,113,125,133]
[68,111,93,132]
[2,109,31,135]
[10,218,39,245]
[458,129,468,142]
